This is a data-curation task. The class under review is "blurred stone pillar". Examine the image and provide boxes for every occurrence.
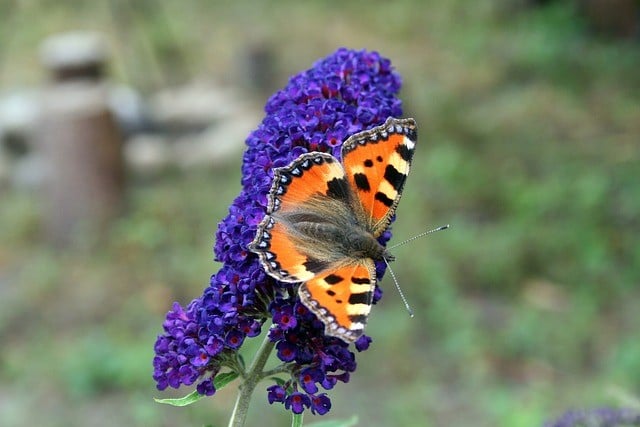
[36,32,125,246]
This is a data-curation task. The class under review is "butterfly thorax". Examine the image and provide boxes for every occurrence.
[341,227,391,261]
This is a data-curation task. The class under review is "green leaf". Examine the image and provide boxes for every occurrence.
[292,413,304,427]
[214,371,240,389]
[307,416,359,427]
[237,353,246,371]
[154,390,205,407]
[154,372,240,407]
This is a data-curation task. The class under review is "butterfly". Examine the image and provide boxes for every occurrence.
[248,117,417,343]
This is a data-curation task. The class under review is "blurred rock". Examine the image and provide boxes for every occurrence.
[150,80,247,131]
[142,80,259,171]
[124,134,171,174]
[0,90,39,189]
[0,90,39,157]
[171,112,260,169]
[108,84,152,136]
[40,31,107,81]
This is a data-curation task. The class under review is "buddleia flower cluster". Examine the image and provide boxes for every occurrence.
[153,47,403,416]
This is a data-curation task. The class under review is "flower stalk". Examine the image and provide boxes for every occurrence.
[228,334,275,427]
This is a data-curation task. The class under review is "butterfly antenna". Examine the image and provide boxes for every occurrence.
[383,258,414,318]
[388,224,450,250]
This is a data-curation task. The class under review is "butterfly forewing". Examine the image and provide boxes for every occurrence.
[299,261,376,342]
[269,152,347,214]
[341,117,417,235]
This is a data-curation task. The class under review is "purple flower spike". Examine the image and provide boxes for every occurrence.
[153,48,404,416]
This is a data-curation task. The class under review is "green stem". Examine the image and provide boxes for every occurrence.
[228,333,275,427]
[292,412,304,427]
[259,364,290,380]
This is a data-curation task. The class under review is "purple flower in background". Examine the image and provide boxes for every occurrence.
[544,407,640,427]
[153,48,403,415]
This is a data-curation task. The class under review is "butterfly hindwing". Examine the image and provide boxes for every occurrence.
[342,117,417,235]
[249,152,350,283]
[299,261,376,342]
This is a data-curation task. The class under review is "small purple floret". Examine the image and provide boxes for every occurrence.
[285,392,312,414]
[310,393,332,415]
[196,378,216,396]
[267,385,286,404]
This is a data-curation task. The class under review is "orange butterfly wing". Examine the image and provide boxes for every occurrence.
[299,261,376,342]
[249,152,349,283]
[341,117,417,235]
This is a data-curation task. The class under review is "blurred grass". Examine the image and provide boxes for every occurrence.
[1,1,639,426]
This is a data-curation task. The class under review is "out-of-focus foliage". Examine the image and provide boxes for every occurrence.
[0,1,638,426]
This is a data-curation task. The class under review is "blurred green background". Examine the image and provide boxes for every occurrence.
[1,1,639,426]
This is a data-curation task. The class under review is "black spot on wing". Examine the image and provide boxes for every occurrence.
[384,164,406,191]
[353,173,371,192]
[326,177,350,201]
[324,274,343,285]
[304,258,329,274]
[349,314,368,324]
[348,291,372,305]
[364,159,374,167]
[352,276,370,285]
[326,290,336,296]
[374,191,394,207]
[395,143,413,162]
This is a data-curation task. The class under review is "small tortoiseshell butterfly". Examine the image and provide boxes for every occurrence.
[249,117,417,343]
